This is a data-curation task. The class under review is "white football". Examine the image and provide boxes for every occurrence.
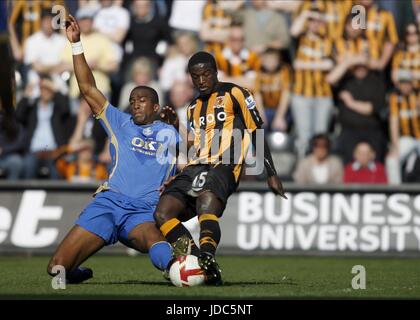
[169,255,205,287]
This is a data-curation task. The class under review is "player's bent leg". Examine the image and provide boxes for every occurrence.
[196,191,224,286]
[47,225,105,284]
[154,194,199,256]
[154,194,185,226]
[127,222,174,277]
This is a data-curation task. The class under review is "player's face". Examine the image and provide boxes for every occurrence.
[129,90,158,125]
[189,63,218,96]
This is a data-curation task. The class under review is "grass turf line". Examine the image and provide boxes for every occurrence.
[0,255,419,298]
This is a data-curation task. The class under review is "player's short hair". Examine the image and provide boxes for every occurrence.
[131,86,159,105]
[187,51,217,72]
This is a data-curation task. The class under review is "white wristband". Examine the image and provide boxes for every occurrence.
[72,41,84,55]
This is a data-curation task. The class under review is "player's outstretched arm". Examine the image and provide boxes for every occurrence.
[252,131,287,199]
[65,15,106,116]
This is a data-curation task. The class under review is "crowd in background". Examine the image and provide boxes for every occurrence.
[1,0,420,185]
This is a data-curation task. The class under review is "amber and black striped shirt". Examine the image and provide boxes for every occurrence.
[187,82,263,181]
[389,91,420,139]
[296,0,353,39]
[293,34,333,97]
[9,0,65,46]
[201,0,232,54]
[214,47,261,78]
[334,34,380,61]
[392,48,420,90]
[255,66,291,109]
[365,5,399,54]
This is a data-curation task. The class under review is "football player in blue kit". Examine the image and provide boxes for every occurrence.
[47,15,179,284]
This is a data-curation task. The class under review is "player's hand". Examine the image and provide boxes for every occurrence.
[160,106,179,130]
[65,15,81,43]
[267,175,287,199]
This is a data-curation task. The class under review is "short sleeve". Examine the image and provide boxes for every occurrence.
[95,102,130,136]
[231,86,264,131]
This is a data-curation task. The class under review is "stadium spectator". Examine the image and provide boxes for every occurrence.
[290,9,334,158]
[159,31,199,96]
[8,0,65,48]
[293,134,343,184]
[56,138,108,183]
[200,0,244,54]
[68,99,108,161]
[0,101,25,180]
[23,10,67,98]
[93,0,130,63]
[169,0,206,33]
[167,79,194,171]
[333,12,381,72]
[123,0,172,74]
[60,6,119,113]
[356,0,399,71]
[385,71,420,184]
[254,48,291,132]
[16,76,72,179]
[214,23,260,90]
[334,62,387,164]
[391,23,420,90]
[119,57,163,111]
[326,13,376,85]
[344,142,388,184]
[240,0,290,54]
[167,80,194,129]
[295,0,353,40]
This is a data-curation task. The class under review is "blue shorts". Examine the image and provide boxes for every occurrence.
[75,190,157,245]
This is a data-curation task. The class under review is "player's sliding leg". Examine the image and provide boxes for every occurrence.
[47,225,105,284]
[154,194,200,256]
[127,222,173,272]
[196,191,224,286]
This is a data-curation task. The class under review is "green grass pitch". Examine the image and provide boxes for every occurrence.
[0,255,419,299]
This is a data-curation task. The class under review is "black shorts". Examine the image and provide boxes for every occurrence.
[162,164,238,219]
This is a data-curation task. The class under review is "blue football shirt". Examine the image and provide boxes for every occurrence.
[95,102,179,201]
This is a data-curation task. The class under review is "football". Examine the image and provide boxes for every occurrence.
[169,255,205,287]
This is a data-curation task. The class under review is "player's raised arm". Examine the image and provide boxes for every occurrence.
[65,15,107,116]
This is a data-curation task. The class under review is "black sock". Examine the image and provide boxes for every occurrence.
[199,214,221,256]
[160,218,199,256]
